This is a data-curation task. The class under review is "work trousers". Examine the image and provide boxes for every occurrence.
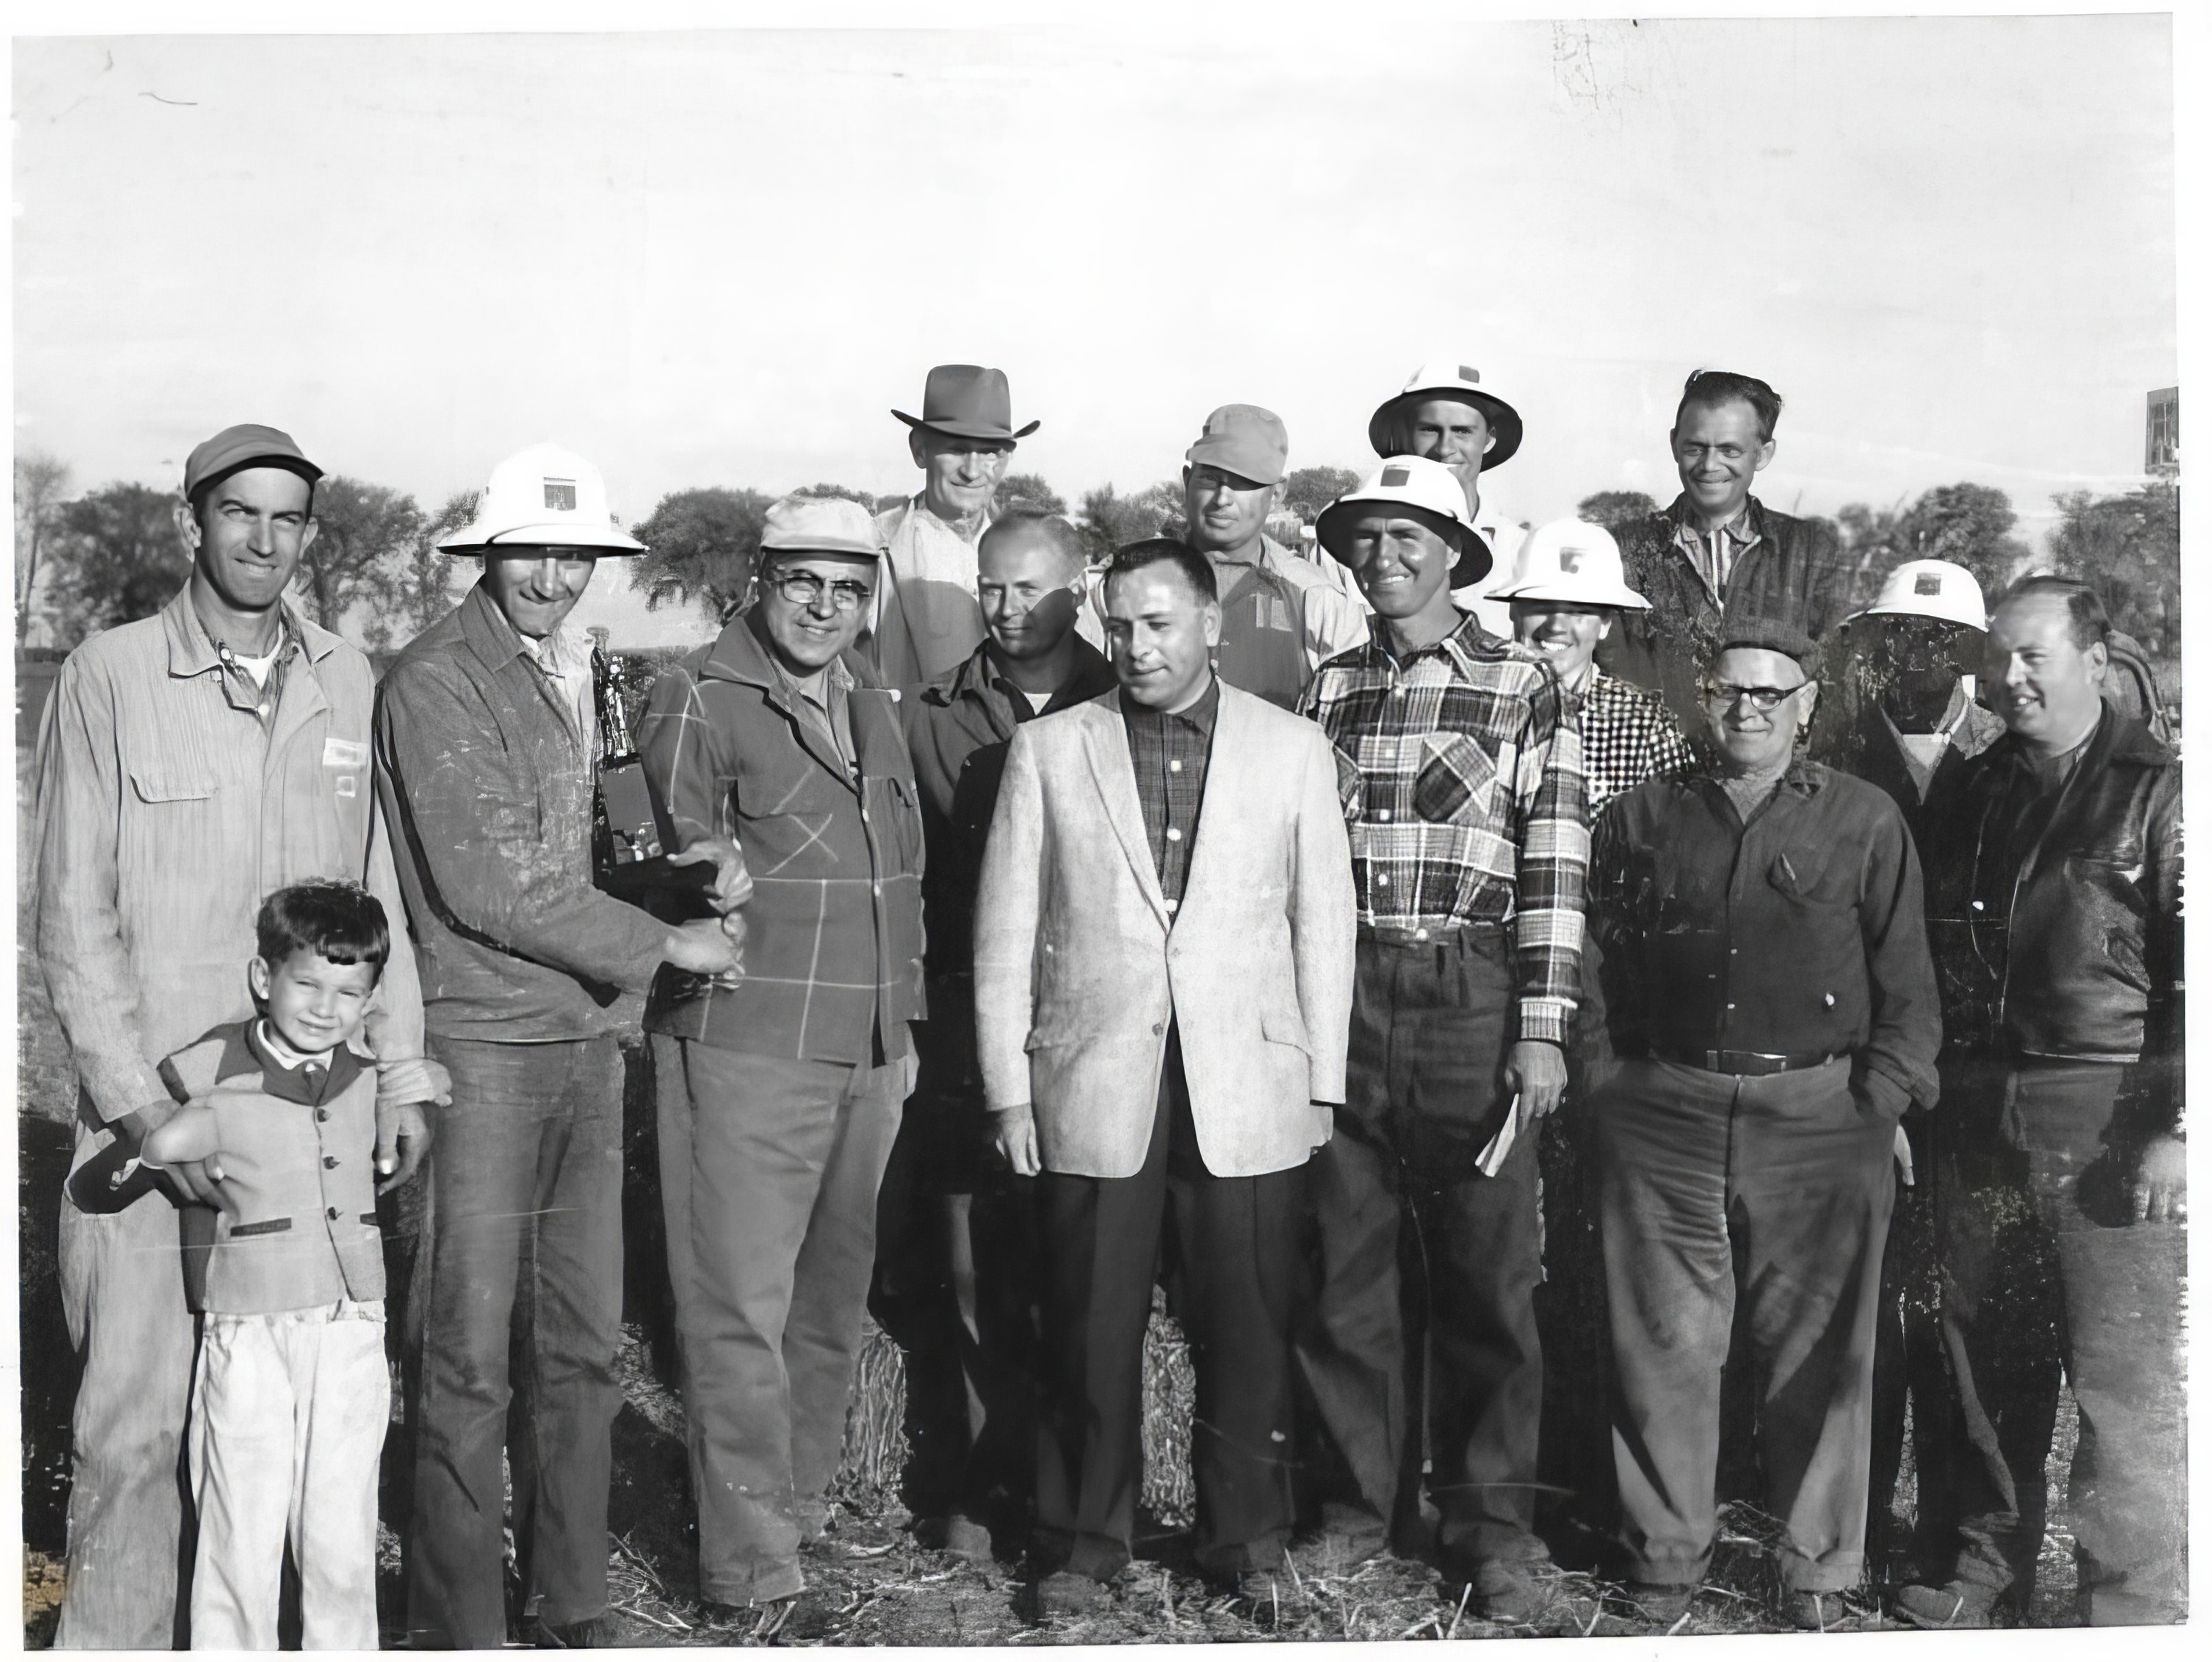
[187,1299,388,1650]
[53,1168,199,1650]
[1035,1027,1304,1581]
[1594,1056,1894,1593]
[406,1036,626,1648]
[1296,927,1548,1569]
[654,1035,909,1606]
[1935,1056,2186,1625]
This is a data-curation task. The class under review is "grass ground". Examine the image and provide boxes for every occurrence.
[15,722,2088,1645]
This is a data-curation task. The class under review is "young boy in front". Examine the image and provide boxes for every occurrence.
[142,880,429,1649]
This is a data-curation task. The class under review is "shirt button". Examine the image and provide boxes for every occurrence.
[324,1156,338,1170]
[1165,828,1181,843]
[1170,759,1183,773]
[1378,810,1391,823]
[1824,993,1837,1007]
[1152,1023,1165,1036]
[1164,898,1178,913]
[1376,872,1390,886]
[316,1108,330,1122]
[326,1206,340,1221]
[1725,1002,1736,1011]
[872,881,883,897]
[1413,928,1429,942]
[861,807,870,823]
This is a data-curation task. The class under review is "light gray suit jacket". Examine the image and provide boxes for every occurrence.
[974,682,1357,1179]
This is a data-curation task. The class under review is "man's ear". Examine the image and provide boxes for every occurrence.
[299,516,320,556]
[175,500,203,559]
[1483,429,1499,458]
[2085,639,2110,686]
[1752,437,1777,476]
[1202,600,1224,651]
[1597,615,1615,642]
[908,429,930,469]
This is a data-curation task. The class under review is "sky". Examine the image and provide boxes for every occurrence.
[11,12,2180,645]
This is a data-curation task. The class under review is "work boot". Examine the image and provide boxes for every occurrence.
[1031,1569,1111,1619]
[1895,1580,1997,1630]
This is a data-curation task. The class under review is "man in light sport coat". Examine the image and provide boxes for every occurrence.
[975,537,1357,1618]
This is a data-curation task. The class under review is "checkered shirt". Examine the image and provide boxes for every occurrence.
[1573,667,1696,811]
[1301,614,1588,1045]
[1121,680,1219,910]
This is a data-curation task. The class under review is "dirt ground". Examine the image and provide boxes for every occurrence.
[15,726,2087,1646]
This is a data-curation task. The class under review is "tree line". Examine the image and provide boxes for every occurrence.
[14,451,2181,675]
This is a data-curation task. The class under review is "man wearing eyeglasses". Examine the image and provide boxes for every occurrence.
[639,495,928,1630]
[1585,623,1939,1631]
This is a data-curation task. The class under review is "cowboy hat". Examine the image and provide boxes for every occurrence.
[891,364,1040,443]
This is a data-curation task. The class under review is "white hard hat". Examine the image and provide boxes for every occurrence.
[1855,559,1987,633]
[1367,361,1524,468]
[1315,455,1494,589]
[438,443,646,555]
[1490,518,1649,612]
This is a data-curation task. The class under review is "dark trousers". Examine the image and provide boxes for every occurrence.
[870,977,1038,1535]
[1594,1056,1894,1593]
[653,1035,908,1606]
[1935,1056,2186,1625]
[406,1036,626,1647]
[1035,1028,1302,1581]
[1296,928,1547,1569]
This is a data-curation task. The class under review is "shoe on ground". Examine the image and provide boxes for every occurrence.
[1033,1569,1112,1618]
[531,1611,628,1647]
[695,1593,832,1643]
[1287,1528,1386,1578]
[1220,1566,1291,1614]
[1895,1580,1996,1630]
[941,1515,994,1562]
[1463,1559,1552,1625]
[1786,1589,1854,1632]
[1623,1581,1696,1625]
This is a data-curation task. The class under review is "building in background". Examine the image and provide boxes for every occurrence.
[2146,386,2178,476]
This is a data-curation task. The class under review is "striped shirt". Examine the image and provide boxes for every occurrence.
[1571,666,1697,810]
[1301,613,1588,1045]
[1671,501,1761,603]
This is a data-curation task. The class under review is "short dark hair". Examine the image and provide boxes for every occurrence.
[188,463,319,530]
[1675,370,1783,443]
[1996,572,2110,651]
[980,509,1086,570]
[256,880,390,982]
[1101,536,1218,606]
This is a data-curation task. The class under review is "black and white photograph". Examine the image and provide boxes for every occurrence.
[9,1,2195,1649]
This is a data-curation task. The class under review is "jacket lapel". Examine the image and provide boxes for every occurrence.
[1079,702,1169,930]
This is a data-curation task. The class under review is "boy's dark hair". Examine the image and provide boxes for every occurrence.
[256,880,391,981]
[1998,572,2111,651]
[1102,536,1219,606]
[1675,369,1784,443]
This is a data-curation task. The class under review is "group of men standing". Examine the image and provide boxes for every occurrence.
[31,354,2182,1649]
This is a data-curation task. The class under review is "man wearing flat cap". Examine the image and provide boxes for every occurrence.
[33,423,447,1646]
[1585,622,1939,1630]
[377,444,745,1647]
[640,495,928,1629]
[1086,404,1367,710]
[1360,362,1530,636]
[1294,456,1586,1619]
[870,364,1038,697]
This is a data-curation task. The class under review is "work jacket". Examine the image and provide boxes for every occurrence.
[1922,706,2182,1070]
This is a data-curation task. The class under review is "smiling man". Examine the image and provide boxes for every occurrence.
[872,510,1115,1562]
[639,495,929,1632]
[33,424,445,1648]
[375,444,743,1648]
[1295,457,1586,1620]
[868,364,1038,696]
[975,537,1355,1618]
[1600,371,1855,731]
[1904,577,2184,1629]
[1586,624,1938,1630]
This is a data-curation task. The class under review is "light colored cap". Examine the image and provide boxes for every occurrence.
[439,444,646,554]
[759,494,885,560]
[1854,559,1988,633]
[1186,403,1289,487]
[1315,455,1494,590]
[1367,360,1524,468]
[1490,518,1649,611]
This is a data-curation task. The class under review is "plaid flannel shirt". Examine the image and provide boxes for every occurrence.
[1121,680,1219,910]
[1573,666,1696,811]
[1302,614,1588,1045]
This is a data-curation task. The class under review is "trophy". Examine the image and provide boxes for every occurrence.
[592,646,714,904]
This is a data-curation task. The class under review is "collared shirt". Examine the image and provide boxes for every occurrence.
[1301,611,1588,1045]
[33,583,440,1129]
[512,621,598,752]
[870,494,991,695]
[1591,757,1940,1111]
[1670,499,1762,604]
[1571,666,1697,810]
[1120,678,1221,912]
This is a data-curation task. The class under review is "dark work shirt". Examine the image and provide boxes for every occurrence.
[1209,556,1311,711]
[1590,757,1941,1113]
[1120,677,1220,913]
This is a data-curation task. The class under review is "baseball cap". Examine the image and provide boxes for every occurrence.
[759,496,884,560]
[182,424,324,504]
[1185,404,1289,487]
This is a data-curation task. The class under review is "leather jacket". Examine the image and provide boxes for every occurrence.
[1923,706,2182,1068]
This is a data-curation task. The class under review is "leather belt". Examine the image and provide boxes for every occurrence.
[1658,1047,1838,1077]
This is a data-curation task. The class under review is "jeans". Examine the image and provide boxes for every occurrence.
[1034,1026,1304,1580]
[654,1035,909,1606]
[188,1299,388,1650]
[1936,1056,2186,1625]
[405,1036,626,1648]
[1594,1056,1895,1593]
[53,1162,199,1650]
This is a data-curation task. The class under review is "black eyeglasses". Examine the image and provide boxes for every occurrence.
[763,570,873,611]
[1702,681,1806,713]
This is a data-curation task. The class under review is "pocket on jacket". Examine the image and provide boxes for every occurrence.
[1766,844,1853,908]
[1261,1007,1311,1056]
[129,765,215,804]
[1412,732,1497,824]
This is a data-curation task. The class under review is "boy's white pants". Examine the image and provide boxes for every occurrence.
[187,1298,389,1650]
